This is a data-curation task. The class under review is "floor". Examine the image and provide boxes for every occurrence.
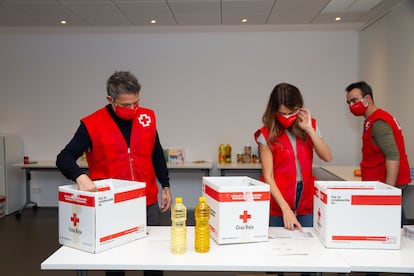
[0,207,411,276]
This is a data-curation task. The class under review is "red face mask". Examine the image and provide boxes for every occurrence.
[349,98,368,116]
[114,105,138,120]
[275,113,298,128]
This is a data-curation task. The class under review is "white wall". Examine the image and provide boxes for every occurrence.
[0,29,359,206]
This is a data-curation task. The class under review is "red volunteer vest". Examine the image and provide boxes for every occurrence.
[82,107,158,205]
[255,119,316,216]
[361,109,411,185]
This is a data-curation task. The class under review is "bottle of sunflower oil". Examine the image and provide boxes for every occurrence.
[194,196,210,253]
[171,197,187,254]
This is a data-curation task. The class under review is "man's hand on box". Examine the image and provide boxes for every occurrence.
[76,174,97,192]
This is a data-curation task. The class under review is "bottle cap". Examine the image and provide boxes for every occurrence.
[199,196,206,203]
[176,197,182,203]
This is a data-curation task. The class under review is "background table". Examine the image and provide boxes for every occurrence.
[217,163,262,176]
[167,162,212,176]
[14,161,212,217]
[12,161,88,218]
[319,166,361,181]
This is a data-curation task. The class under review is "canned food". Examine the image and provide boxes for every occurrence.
[237,153,244,163]
[243,154,251,163]
[251,154,258,163]
[218,144,226,164]
[244,146,252,156]
[225,144,232,163]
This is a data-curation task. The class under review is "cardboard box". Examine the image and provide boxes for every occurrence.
[202,176,270,244]
[313,181,401,249]
[59,179,147,253]
[165,148,185,164]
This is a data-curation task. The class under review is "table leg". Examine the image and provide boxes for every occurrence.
[16,169,38,218]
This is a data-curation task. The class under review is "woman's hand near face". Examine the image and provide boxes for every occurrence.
[297,108,313,132]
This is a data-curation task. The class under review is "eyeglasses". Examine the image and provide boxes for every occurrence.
[111,97,139,109]
[277,108,299,116]
[346,97,364,105]
[115,102,139,108]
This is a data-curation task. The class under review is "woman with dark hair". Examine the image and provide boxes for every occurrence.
[255,83,332,230]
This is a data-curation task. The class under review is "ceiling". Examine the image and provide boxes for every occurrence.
[0,0,404,30]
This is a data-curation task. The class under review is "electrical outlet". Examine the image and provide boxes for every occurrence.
[32,187,42,194]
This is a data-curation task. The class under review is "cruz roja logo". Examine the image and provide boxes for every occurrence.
[235,210,254,230]
[138,114,151,127]
[69,213,82,234]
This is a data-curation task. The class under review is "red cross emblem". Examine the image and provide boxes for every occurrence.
[71,213,80,227]
[138,114,151,127]
[239,210,251,223]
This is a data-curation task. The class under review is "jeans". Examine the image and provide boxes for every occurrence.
[400,184,408,227]
[269,214,313,227]
[269,181,313,227]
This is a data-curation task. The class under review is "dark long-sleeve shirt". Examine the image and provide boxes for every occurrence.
[56,105,170,188]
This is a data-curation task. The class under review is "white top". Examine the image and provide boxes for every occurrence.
[257,129,321,182]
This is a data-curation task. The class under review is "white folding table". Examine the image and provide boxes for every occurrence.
[41,227,350,275]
